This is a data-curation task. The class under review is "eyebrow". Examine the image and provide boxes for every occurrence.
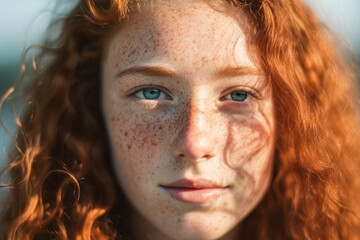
[116,65,177,78]
[215,66,262,78]
[115,64,262,79]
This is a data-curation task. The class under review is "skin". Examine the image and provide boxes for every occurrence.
[102,1,275,239]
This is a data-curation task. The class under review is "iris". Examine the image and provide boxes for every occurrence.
[231,91,248,101]
[142,88,161,99]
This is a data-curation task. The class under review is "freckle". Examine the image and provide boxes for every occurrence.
[127,144,132,150]
[124,131,128,136]
[127,49,136,57]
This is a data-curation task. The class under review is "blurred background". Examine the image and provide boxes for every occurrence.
[0,0,359,165]
[0,0,77,165]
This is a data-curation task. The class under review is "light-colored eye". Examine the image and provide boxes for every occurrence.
[135,88,168,100]
[224,91,249,102]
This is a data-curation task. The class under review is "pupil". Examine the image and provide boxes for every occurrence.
[231,91,247,101]
[144,89,161,99]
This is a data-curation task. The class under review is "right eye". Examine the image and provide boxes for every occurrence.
[228,91,249,102]
[134,88,168,100]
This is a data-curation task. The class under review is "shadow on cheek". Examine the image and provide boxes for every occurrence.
[223,119,272,165]
[214,117,274,222]
[222,106,274,189]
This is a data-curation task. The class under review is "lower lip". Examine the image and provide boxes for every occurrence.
[161,187,227,204]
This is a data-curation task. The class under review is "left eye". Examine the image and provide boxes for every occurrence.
[224,91,249,102]
[135,88,168,100]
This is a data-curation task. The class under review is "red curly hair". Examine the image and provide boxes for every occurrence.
[1,0,360,239]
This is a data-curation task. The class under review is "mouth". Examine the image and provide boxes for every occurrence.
[160,178,229,204]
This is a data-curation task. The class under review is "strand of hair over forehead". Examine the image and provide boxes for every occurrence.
[84,0,131,24]
[84,0,259,24]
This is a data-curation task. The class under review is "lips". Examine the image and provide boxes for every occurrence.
[160,179,228,204]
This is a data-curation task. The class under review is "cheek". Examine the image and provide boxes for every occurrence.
[110,115,165,154]
[104,103,177,182]
[224,117,273,169]
[225,116,274,211]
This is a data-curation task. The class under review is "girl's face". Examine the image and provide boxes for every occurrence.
[102,1,275,239]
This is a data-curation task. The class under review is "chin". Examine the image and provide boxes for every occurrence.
[163,227,232,240]
[157,214,239,240]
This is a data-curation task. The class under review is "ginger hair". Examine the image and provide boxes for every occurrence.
[1,0,360,239]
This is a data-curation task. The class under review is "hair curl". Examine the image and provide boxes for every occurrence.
[1,0,360,239]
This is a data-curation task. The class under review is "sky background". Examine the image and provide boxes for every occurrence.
[0,0,359,164]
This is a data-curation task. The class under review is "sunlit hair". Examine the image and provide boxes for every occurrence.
[1,0,360,239]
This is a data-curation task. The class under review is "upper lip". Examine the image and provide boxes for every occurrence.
[161,178,227,189]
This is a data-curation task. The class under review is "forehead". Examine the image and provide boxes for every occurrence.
[104,0,256,74]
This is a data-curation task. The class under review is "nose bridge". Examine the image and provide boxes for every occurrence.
[172,97,217,161]
[186,101,210,134]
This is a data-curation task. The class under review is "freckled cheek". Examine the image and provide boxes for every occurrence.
[106,110,176,163]
[225,119,274,216]
[224,118,273,165]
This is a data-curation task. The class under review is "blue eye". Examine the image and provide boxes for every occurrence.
[230,91,248,102]
[135,88,167,100]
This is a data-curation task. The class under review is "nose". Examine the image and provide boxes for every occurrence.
[171,106,216,162]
